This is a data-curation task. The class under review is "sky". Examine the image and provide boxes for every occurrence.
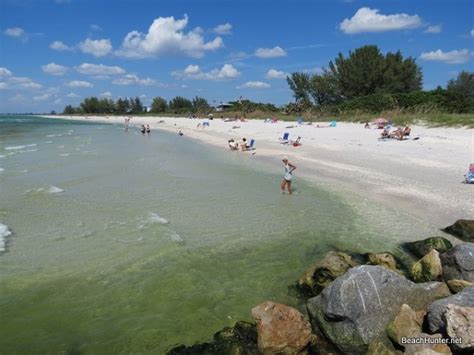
[0,0,473,113]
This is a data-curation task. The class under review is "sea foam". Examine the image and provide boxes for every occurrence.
[138,212,169,229]
[0,223,12,252]
[5,144,37,151]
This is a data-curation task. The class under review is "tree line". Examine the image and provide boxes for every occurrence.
[286,45,473,114]
[64,45,473,116]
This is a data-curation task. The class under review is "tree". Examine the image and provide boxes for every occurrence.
[116,98,130,114]
[192,96,211,114]
[150,97,168,113]
[447,71,474,96]
[286,72,312,107]
[63,105,76,114]
[382,51,422,93]
[80,97,100,113]
[169,96,193,113]
[308,72,342,106]
[130,97,144,114]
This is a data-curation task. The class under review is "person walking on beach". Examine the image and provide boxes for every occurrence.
[281,156,296,195]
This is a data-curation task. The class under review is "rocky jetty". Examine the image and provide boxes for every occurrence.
[443,219,474,242]
[170,221,474,355]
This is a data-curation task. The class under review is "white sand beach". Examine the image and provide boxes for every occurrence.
[47,115,474,225]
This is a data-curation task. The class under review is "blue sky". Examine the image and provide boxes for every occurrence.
[0,0,473,113]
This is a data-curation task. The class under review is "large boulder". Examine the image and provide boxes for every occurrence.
[447,279,474,293]
[403,333,452,355]
[366,252,400,272]
[411,249,443,282]
[445,304,474,352]
[386,304,425,346]
[251,301,313,354]
[297,251,357,296]
[443,219,474,242]
[307,265,450,354]
[440,244,474,282]
[427,286,474,333]
[403,237,453,258]
[167,321,258,354]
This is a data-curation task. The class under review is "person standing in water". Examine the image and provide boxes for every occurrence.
[146,124,151,135]
[281,156,296,195]
[141,125,146,135]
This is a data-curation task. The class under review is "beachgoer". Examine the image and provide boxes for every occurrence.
[403,125,411,137]
[146,125,151,135]
[241,138,248,151]
[228,139,238,150]
[178,130,184,136]
[292,136,302,147]
[281,156,296,194]
[380,128,390,139]
[141,125,146,135]
[364,122,370,129]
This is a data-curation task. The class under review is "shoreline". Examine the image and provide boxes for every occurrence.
[43,115,473,226]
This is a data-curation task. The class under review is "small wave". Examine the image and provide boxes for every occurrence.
[0,223,12,252]
[46,134,57,138]
[45,141,53,144]
[0,155,5,158]
[138,212,169,229]
[47,185,64,193]
[59,153,70,157]
[0,168,5,172]
[57,145,65,149]
[5,144,37,151]
[18,149,38,153]
[168,231,184,243]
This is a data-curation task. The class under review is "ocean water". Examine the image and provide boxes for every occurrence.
[0,115,439,354]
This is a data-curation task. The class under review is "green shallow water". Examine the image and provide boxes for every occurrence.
[0,116,439,354]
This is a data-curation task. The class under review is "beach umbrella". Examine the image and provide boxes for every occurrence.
[374,117,388,124]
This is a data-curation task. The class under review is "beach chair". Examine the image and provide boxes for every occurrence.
[246,139,256,151]
[279,132,290,144]
[465,172,474,184]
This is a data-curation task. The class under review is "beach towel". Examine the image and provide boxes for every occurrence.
[330,120,337,127]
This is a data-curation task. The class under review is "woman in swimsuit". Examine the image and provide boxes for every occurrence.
[281,156,296,195]
[146,125,151,135]
[141,125,146,135]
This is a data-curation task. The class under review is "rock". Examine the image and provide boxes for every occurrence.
[447,279,474,293]
[297,251,357,296]
[167,321,258,354]
[251,301,313,355]
[411,250,443,282]
[443,219,474,242]
[404,237,453,258]
[366,252,399,272]
[427,286,474,333]
[444,304,474,351]
[386,304,425,346]
[440,244,474,283]
[403,333,452,354]
[367,340,401,355]
[307,265,450,354]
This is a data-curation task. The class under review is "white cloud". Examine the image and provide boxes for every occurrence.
[424,25,442,34]
[266,69,288,79]
[9,94,26,102]
[0,82,8,90]
[42,63,68,76]
[99,91,113,98]
[78,38,112,57]
[237,81,271,89]
[90,24,103,31]
[33,93,52,101]
[255,46,287,58]
[340,7,422,34]
[420,49,473,64]
[116,15,223,58]
[50,41,73,51]
[67,80,93,88]
[213,23,232,35]
[173,64,240,80]
[0,67,12,77]
[4,27,24,38]
[66,92,80,98]
[112,74,155,86]
[76,63,125,75]
[470,29,474,38]
[53,98,62,105]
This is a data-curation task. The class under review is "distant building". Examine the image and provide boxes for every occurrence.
[214,102,232,112]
